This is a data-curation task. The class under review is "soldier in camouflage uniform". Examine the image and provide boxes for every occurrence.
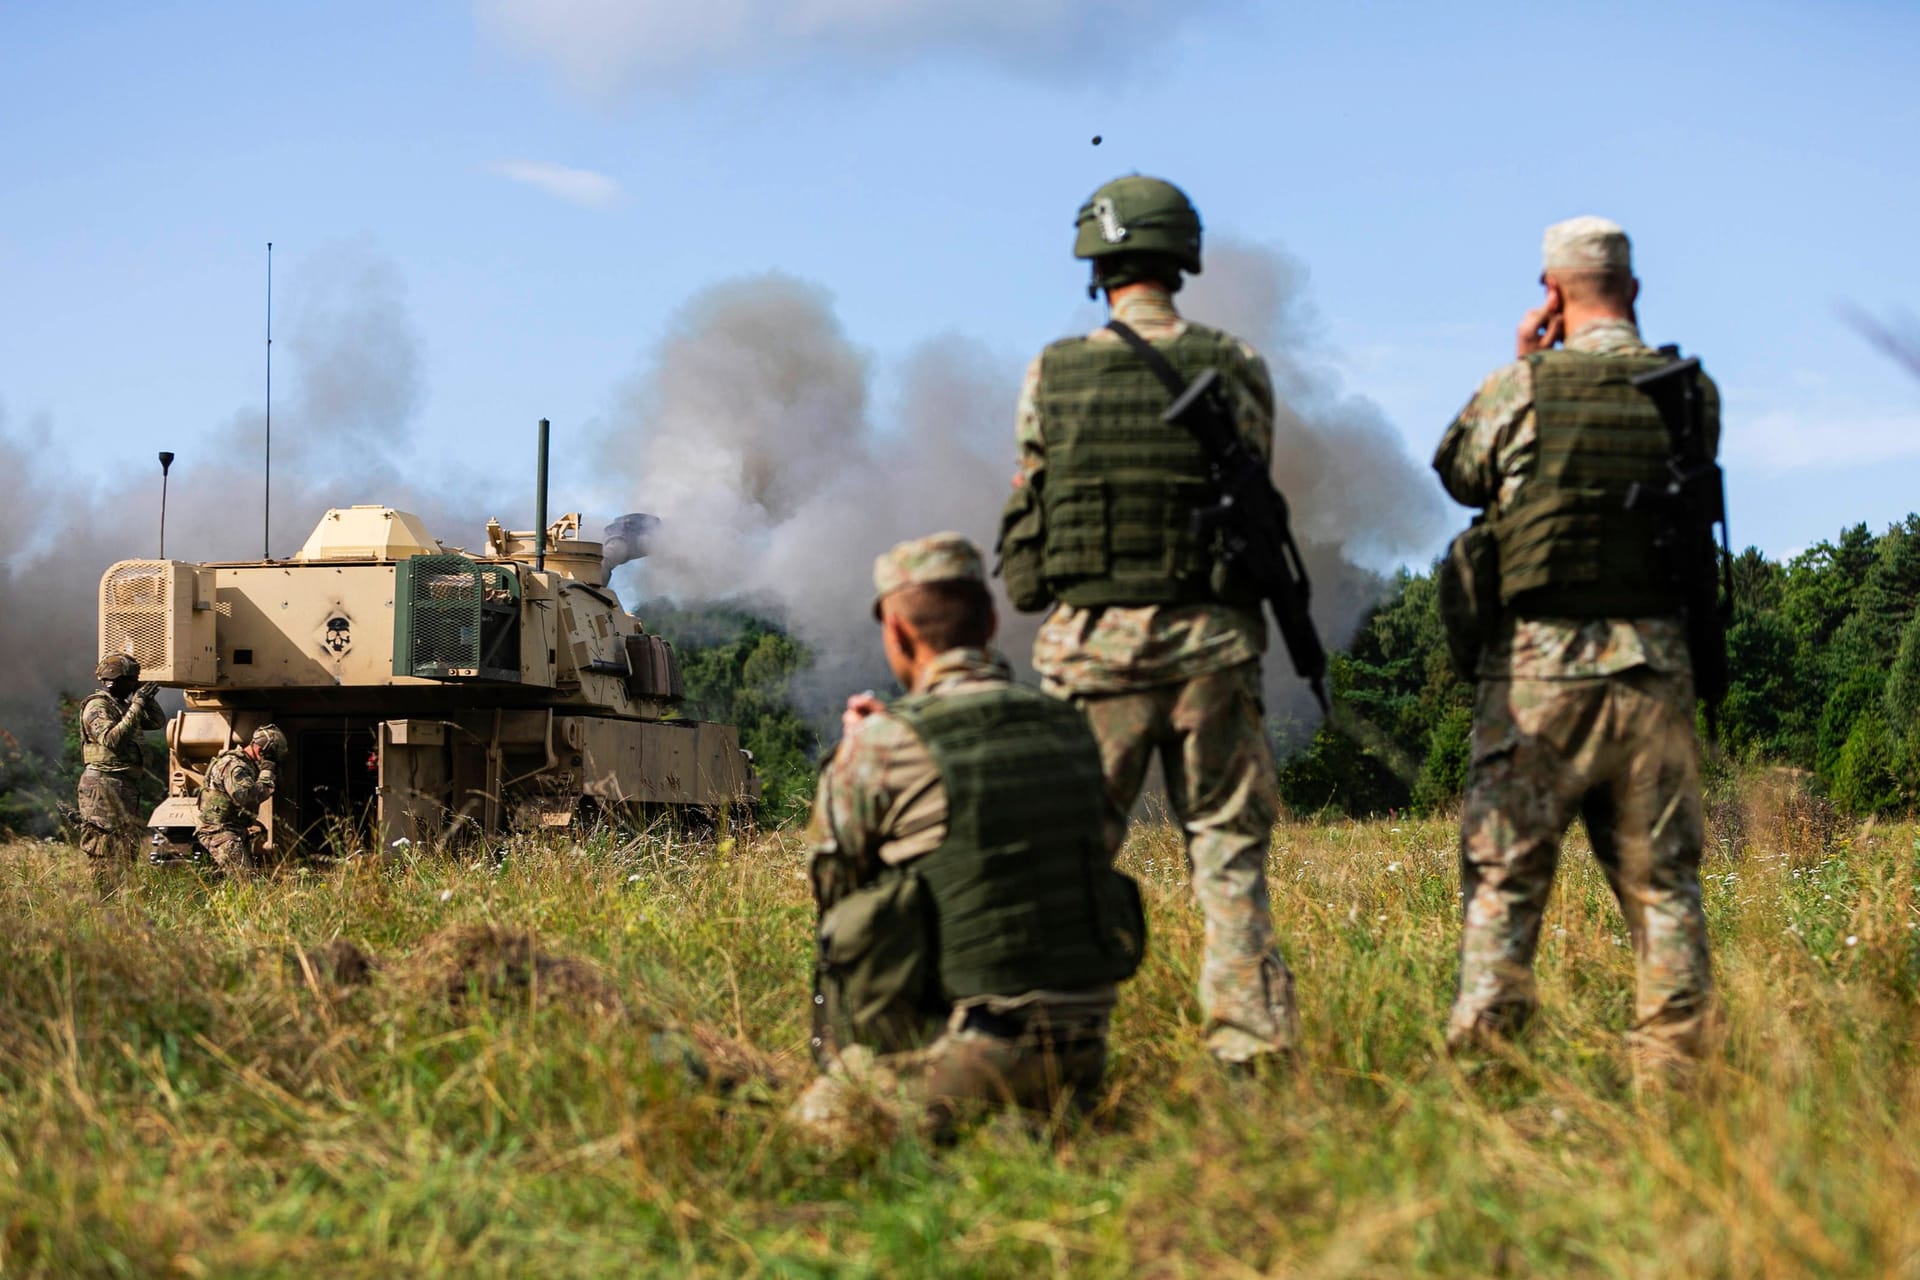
[789,534,1145,1144]
[76,654,166,863]
[195,725,286,872]
[1433,217,1717,1073]
[995,176,1300,1066]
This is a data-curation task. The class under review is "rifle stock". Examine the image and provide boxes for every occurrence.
[1626,351,1734,739]
[1164,370,1331,713]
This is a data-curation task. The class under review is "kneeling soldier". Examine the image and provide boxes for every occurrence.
[196,725,287,871]
[790,533,1146,1144]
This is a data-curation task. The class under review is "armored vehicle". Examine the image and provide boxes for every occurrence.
[97,502,757,858]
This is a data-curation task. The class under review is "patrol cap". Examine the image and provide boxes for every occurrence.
[872,532,987,619]
[1542,215,1632,274]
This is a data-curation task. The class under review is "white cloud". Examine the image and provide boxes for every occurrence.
[492,159,623,209]
[475,0,1236,97]
[1732,406,1920,471]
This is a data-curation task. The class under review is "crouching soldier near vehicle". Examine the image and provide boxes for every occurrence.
[195,725,287,872]
[76,654,167,872]
[788,533,1147,1145]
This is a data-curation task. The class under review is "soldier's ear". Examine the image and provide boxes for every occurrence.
[881,611,917,662]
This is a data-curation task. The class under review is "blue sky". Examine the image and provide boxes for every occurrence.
[4,0,1918,571]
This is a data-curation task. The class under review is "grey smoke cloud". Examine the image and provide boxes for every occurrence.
[0,242,464,756]
[476,0,1240,97]
[606,244,1449,730]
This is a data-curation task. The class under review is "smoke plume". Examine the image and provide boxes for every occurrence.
[606,242,1448,729]
[0,241,470,756]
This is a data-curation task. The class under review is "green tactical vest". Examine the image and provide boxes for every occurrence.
[80,692,142,771]
[1493,350,1717,618]
[887,686,1146,999]
[1036,325,1258,607]
[197,749,253,830]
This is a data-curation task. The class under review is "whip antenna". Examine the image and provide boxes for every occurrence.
[158,451,174,557]
[264,241,273,559]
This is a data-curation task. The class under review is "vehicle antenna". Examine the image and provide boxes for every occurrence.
[264,241,273,560]
[535,418,550,572]
[158,451,174,557]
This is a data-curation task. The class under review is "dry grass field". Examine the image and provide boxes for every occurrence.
[0,775,1915,1277]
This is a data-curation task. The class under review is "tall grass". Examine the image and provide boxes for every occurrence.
[0,774,1914,1276]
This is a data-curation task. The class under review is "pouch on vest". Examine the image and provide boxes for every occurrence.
[1436,517,1499,682]
[994,478,1054,614]
[814,873,943,1064]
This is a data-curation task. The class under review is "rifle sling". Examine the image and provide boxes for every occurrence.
[1104,320,1192,402]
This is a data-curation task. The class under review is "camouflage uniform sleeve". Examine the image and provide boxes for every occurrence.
[1013,353,1046,481]
[84,696,150,752]
[220,757,273,812]
[1432,360,1535,510]
[139,695,167,731]
[803,712,927,910]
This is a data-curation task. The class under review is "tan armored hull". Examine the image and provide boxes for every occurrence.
[101,506,758,856]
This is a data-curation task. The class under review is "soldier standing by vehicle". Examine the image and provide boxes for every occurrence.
[995,176,1300,1068]
[76,655,166,865]
[789,534,1145,1144]
[195,725,286,872]
[1433,217,1719,1077]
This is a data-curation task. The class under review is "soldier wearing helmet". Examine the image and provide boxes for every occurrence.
[195,724,287,871]
[994,176,1302,1069]
[75,654,166,868]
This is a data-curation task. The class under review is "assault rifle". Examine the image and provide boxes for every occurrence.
[1625,347,1734,741]
[1106,322,1330,713]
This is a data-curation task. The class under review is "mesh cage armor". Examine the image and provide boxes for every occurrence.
[79,692,142,771]
[1037,325,1259,608]
[1493,350,1719,618]
[197,749,253,830]
[888,686,1141,999]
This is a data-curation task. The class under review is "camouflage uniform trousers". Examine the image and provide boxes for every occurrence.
[1450,668,1713,1066]
[198,826,259,873]
[76,769,145,862]
[1066,661,1300,1062]
[789,1003,1108,1145]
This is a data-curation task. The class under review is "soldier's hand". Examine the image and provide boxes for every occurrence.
[257,767,278,794]
[841,691,884,738]
[136,682,161,702]
[1516,283,1565,356]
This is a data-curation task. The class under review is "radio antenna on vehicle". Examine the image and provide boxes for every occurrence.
[158,451,174,557]
[263,241,274,560]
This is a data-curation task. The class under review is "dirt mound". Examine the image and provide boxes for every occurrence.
[1708,767,1841,861]
[398,924,628,1017]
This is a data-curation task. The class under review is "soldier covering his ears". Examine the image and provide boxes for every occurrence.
[196,724,287,872]
[76,654,166,865]
[1433,216,1719,1077]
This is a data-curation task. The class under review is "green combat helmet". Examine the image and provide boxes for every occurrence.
[251,725,290,766]
[1074,175,1204,292]
[95,654,140,685]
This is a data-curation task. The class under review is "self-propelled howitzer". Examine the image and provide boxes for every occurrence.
[97,505,758,858]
